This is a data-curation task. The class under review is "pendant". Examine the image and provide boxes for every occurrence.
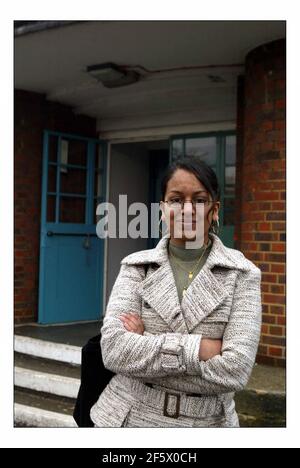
[189,272,193,279]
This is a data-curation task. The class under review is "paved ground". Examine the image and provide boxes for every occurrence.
[247,362,285,394]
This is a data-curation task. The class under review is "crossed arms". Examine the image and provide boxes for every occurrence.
[100,263,262,394]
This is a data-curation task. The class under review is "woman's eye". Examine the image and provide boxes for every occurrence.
[170,198,181,203]
[194,198,207,204]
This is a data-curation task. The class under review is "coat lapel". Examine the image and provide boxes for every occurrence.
[180,264,229,331]
[122,233,250,333]
[138,261,188,333]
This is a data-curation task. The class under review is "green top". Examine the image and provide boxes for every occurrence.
[168,236,213,303]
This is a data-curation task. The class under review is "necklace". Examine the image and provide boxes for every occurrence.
[169,241,209,296]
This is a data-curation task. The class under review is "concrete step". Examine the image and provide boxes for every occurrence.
[15,352,80,399]
[15,387,76,416]
[15,403,76,427]
[15,366,80,400]
[14,336,81,427]
[15,352,81,379]
[14,333,286,428]
[14,335,81,365]
[14,386,77,428]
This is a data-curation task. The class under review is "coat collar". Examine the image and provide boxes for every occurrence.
[121,233,252,333]
[121,232,250,272]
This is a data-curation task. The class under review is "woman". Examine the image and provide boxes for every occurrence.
[90,158,262,428]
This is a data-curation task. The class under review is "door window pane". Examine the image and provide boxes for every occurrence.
[225,135,236,164]
[60,168,87,195]
[94,144,106,200]
[171,139,184,161]
[225,166,236,196]
[60,139,87,166]
[225,135,236,196]
[185,137,216,166]
[59,196,86,223]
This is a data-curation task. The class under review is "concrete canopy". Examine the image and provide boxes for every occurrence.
[15,21,285,136]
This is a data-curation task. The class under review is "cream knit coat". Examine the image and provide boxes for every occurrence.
[90,232,262,428]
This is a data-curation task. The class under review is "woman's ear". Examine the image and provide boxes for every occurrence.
[160,201,166,221]
[212,202,220,222]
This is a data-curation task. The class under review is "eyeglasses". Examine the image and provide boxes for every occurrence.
[164,197,215,209]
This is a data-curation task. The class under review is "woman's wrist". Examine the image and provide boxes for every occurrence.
[198,338,222,361]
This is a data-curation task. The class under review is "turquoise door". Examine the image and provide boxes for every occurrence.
[170,132,236,248]
[38,131,107,324]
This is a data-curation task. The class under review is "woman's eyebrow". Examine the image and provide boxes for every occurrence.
[168,190,208,195]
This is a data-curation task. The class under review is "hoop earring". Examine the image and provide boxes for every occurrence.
[159,215,169,236]
[159,215,163,235]
[211,218,220,235]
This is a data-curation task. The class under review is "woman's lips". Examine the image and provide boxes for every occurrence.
[174,219,199,228]
[182,224,197,231]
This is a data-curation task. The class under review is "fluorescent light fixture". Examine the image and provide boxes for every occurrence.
[207,74,226,83]
[86,62,140,88]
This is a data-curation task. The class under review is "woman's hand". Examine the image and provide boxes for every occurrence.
[119,312,145,335]
[198,338,222,361]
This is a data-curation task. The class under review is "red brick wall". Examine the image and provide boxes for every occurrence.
[14,90,97,323]
[235,39,286,367]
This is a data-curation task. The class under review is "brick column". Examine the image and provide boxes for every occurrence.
[235,39,286,366]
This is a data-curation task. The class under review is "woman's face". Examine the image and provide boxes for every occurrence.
[160,168,220,247]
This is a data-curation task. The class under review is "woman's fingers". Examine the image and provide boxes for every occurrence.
[122,321,132,331]
[121,313,141,326]
[120,313,144,333]
[120,316,134,331]
[126,317,141,330]
[120,314,138,327]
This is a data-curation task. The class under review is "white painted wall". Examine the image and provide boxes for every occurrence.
[105,143,151,304]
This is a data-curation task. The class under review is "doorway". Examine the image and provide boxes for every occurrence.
[105,140,169,302]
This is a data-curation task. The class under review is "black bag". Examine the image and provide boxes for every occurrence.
[73,333,115,427]
[73,263,150,427]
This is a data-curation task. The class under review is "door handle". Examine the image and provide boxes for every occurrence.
[46,231,96,238]
[82,234,91,249]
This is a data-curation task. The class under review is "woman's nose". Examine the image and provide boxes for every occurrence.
[183,201,195,214]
